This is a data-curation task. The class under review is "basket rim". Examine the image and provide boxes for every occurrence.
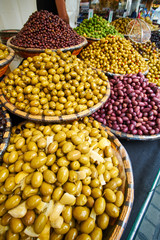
[0,105,12,158]
[7,35,88,53]
[0,46,15,67]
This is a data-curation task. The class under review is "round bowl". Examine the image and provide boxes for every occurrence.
[0,77,110,123]
[7,36,88,58]
[0,46,15,77]
[0,105,11,160]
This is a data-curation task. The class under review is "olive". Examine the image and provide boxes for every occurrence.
[73,207,90,221]
[34,213,47,234]
[80,217,95,234]
[10,218,24,233]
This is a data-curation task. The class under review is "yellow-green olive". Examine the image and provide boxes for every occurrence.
[57,166,69,184]
[90,227,102,240]
[0,194,7,204]
[97,213,110,230]
[6,229,19,240]
[76,194,87,206]
[80,217,95,234]
[30,156,47,168]
[40,182,53,196]
[0,169,9,183]
[48,141,58,154]
[1,213,12,226]
[63,182,77,195]
[76,234,91,240]
[43,169,56,184]
[67,150,81,161]
[94,197,106,215]
[52,187,64,201]
[91,188,102,199]
[54,222,70,235]
[73,207,90,221]
[34,213,47,234]
[4,176,15,192]
[10,218,24,233]
[31,172,43,188]
[105,203,120,218]
[64,228,78,240]
[115,191,124,207]
[104,188,116,203]
[62,206,72,223]
[62,142,74,153]
[26,195,41,209]
[50,232,64,240]
[5,195,21,210]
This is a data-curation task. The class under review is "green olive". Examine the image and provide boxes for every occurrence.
[106,203,120,218]
[73,206,90,221]
[10,218,24,233]
[64,228,78,240]
[34,213,47,234]
[97,212,110,230]
[77,143,90,154]
[48,141,58,154]
[63,182,77,195]
[57,166,69,184]
[43,169,56,184]
[40,182,53,196]
[52,187,64,201]
[23,151,37,162]
[30,171,43,188]
[76,234,91,240]
[90,227,102,240]
[4,176,15,191]
[76,194,87,206]
[0,169,9,183]
[26,195,41,209]
[62,142,74,153]
[5,195,21,210]
[115,191,124,207]
[80,217,95,234]
[1,213,12,226]
[62,206,72,223]
[30,156,47,168]
[54,222,70,235]
[104,188,116,203]
[94,197,106,215]
[67,150,81,161]
[54,131,66,142]
[6,229,19,240]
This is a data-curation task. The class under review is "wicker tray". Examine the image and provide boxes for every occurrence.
[7,36,88,58]
[90,118,134,239]
[0,29,19,45]
[0,78,110,123]
[0,46,15,77]
[0,105,11,159]
[13,118,134,240]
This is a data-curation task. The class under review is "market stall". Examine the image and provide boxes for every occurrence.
[0,2,160,239]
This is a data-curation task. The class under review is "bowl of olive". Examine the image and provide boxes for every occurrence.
[0,43,15,77]
[0,104,11,160]
[7,36,88,59]
[0,117,134,239]
[0,49,110,122]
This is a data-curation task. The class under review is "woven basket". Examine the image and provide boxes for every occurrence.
[7,36,88,58]
[0,78,110,123]
[0,47,15,77]
[0,29,19,45]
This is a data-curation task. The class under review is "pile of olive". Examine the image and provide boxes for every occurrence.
[74,14,123,39]
[11,10,84,49]
[0,117,124,240]
[0,105,6,144]
[0,49,109,116]
[111,18,132,34]
[131,40,159,59]
[0,43,9,60]
[146,56,160,86]
[80,35,148,75]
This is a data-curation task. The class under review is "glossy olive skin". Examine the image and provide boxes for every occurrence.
[73,207,90,221]
[34,213,47,234]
